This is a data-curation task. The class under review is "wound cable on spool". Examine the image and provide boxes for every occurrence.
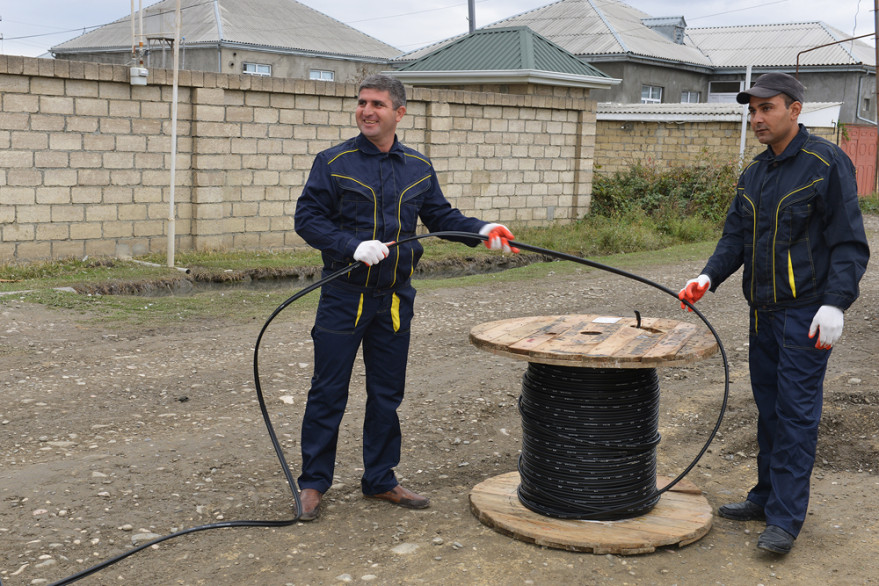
[517,364,662,520]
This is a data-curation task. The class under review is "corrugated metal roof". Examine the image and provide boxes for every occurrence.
[399,1,874,71]
[598,101,842,127]
[641,17,686,28]
[401,0,713,67]
[52,0,401,60]
[396,27,608,77]
[687,22,875,68]
[599,101,836,117]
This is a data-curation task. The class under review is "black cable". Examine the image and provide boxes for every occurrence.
[48,265,359,586]
[46,231,728,584]
[517,364,662,520]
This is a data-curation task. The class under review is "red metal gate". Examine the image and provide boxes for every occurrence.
[838,124,877,196]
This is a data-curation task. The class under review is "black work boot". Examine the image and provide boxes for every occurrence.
[717,500,766,521]
[757,525,795,554]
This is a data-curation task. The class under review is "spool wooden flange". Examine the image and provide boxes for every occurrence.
[469,314,717,368]
[469,472,713,555]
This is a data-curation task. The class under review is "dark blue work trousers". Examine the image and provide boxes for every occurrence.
[298,282,416,496]
[746,305,830,537]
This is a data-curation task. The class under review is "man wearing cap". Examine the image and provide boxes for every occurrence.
[678,72,869,554]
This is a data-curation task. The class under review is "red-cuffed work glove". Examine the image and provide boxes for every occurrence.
[678,274,710,312]
[479,223,519,253]
[353,240,390,266]
[808,305,844,349]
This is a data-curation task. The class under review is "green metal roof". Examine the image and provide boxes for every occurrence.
[397,26,608,78]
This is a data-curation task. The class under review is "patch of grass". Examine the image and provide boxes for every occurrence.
[514,211,719,258]
[0,257,169,286]
[860,192,879,215]
[2,238,720,325]
[5,285,318,326]
[140,248,323,270]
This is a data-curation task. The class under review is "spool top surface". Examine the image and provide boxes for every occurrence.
[470,314,717,368]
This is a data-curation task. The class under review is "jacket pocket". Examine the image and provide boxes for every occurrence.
[782,239,817,301]
[398,175,432,234]
[332,174,378,239]
[778,197,815,244]
[776,195,818,301]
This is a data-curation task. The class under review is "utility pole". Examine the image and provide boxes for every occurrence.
[167,0,181,267]
[468,0,475,34]
[874,0,878,194]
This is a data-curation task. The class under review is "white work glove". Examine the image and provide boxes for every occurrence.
[353,240,390,266]
[808,305,844,349]
[678,274,711,312]
[478,223,519,253]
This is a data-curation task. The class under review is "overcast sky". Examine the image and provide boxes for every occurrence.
[1,0,875,57]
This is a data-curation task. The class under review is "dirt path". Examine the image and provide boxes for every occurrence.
[2,218,878,585]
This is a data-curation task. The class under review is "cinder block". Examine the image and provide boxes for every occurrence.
[52,241,85,259]
[2,223,35,241]
[36,223,70,241]
[16,241,52,260]
[0,112,30,130]
[70,223,103,240]
[31,77,65,96]
[0,74,30,92]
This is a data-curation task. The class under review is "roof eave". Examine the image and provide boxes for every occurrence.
[597,101,843,123]
[387,69,620,89]
[53,40,398,64]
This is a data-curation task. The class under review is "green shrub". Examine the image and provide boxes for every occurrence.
[860,192,879,214]
[591,156,738,227]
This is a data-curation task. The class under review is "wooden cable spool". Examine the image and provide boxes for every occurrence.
[468,314,718,554]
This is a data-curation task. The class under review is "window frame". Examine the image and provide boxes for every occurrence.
[680,90,701,104]
[309,69,335,82]
[243,62,272,76]
[641,84,663,104]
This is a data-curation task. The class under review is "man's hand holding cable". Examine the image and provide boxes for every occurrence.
[353,240,390,266]
[808,305,844,349]
[479,223,519,253]
[678,274,710,312]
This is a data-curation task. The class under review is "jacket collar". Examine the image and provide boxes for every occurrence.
[355,134,406,159]
[758,124,809,163]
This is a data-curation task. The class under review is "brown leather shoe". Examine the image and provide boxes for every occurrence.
[365,485,430,509]
[298,488,323,521]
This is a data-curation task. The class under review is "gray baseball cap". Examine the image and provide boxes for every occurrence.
[736,73,805,105]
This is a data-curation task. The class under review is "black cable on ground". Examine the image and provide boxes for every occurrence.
[46,232,728,585]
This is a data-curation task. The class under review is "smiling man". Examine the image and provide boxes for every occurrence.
[677,72,869,554]
[292,74,516,521]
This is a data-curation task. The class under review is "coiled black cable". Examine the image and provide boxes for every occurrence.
[46,231,728,584]
[517,364,662,520]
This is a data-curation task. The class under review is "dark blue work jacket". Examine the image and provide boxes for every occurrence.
[702,125,869,310]
[294,134,485,291]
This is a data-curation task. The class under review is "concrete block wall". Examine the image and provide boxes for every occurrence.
[595,119,836,175]
[0,56,595,262]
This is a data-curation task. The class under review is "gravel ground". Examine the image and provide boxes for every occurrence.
[1,216,877,585]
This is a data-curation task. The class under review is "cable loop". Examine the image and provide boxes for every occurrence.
[49,231,728,585]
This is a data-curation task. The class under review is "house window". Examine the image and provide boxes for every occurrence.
[708,80,743,103]
[309,69,335,82]
[681,91,701,103]
[243,63,271,76]
[641,85,663,104]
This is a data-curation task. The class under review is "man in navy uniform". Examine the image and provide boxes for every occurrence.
[679,73,869,553]
[294,74,516,521]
